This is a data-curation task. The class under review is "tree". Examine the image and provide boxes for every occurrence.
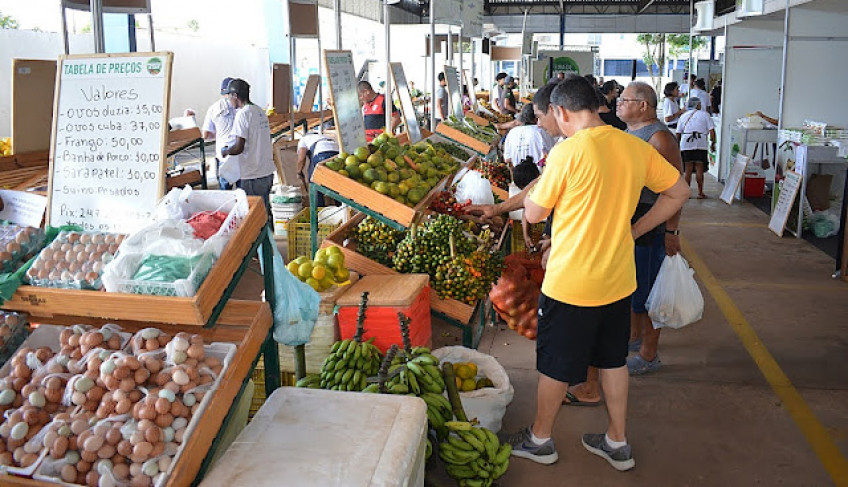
[187,19,199,32]
[667,34,709,72]
[636,34,666,93]
[0,11,20,29]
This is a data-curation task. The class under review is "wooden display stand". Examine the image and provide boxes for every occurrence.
[464,112,491,128]
[0,151,50,192]
[0,300,272,487]
[310,164,453,228]
[166,127,207,190]
[4,197,268,326]
[435,123,499,156]
[321,213,476,323]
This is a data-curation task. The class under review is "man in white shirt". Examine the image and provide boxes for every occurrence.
[202,77,237,189]
[676,97,716,199]
[688,79,710,114]
[679,73,695,98]
[297,127,339,206]
[503,104,555,169]
[490,73,508,113]
[221,79,277,214]
[435,73,449,126]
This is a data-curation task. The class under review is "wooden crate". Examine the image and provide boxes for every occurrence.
[435,123,499,155]
[0,150,50,192]
[320,213,476,323]
[464,112,491,128]
[1,300,272,487]
[3,197,268,326]
[311,162,452,228]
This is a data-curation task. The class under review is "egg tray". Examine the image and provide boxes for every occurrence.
[0,225,45,274]
[26,232,124,291]
[0,325,236,486]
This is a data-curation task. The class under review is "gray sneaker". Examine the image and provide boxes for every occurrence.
[581,433,635,471]
[498,426,558,465]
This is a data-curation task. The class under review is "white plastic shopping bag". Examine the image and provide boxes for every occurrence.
[455,170,495,205]
[645,254,704,330]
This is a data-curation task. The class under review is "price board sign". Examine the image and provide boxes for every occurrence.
[769,170,802,236]
[390,63,422,144]
[444,65,463,120]
[720,154,749,205]
[48,52,172,233]
[323,50,367,154]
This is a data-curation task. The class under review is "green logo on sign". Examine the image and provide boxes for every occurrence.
[553,57,580,74]
[146,57,162,75]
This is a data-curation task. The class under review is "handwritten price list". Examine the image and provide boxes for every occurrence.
[324,51,367,154]
[50,54,171,233]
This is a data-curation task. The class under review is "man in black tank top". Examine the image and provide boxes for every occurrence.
[617,82,684,376]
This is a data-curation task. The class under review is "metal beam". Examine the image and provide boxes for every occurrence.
[638,0,658,14]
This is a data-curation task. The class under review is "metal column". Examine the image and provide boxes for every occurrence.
[385,0,392,133]
[429,1,436,131]
[90,0,105,53]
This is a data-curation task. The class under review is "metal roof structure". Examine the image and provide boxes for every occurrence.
[483,0,693,16]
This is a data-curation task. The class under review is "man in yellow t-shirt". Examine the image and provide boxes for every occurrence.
[499,76,689,471]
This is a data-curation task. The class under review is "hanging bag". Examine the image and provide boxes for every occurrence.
[645,254,704,330]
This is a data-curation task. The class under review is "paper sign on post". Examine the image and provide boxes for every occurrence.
[323,50,367,155]
[0,190,48,227]
[48,52,173,233]
[390,63,423,144]
[444,65,463,120]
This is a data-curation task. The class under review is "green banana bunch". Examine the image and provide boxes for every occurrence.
[440,424,510,485]
[295,374,321,388]
[318,337,383,391]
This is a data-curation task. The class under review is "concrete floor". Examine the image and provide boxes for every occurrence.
[232,175,848,486]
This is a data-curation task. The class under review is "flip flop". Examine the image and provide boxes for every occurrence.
[562,391,603,407]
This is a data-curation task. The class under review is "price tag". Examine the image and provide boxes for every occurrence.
[48,52,172,233]
[0,190,48,227]
[769,170,802,236]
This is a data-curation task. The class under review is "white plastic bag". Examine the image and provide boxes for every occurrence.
[431,346,514,433]
[645,254,704,330]
[455,170,495,205]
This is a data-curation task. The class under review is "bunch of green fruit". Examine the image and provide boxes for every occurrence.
[349,216,405,267]
[444,116,500,144]
[392,215,474,277]
[440,422,510,486]
[317,292,382,391]
[432,141,471,161]
[432,233,505,305]
[322,133,460,207]
[285,246,350,292]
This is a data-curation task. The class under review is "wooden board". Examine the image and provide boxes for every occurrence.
[11,60,56,154]
[166,127,202,154]
[490,46,522,61]
[336,274,429,307]
[288,0,319,38]
[272,63,292,115]
[321,213,476,323]
[842,206,848,282]
[3,196,267,325]
[769,170,802,237]
[463,69,477,113]
[298,74,320,113]
[272,138,300,187]
[311,162,452,228]
[390,63,423,144]
[0,299,272,487]
[435,123,498,155]
[464,112,490,128]
[166,170,203,190]
[720,154,748,205]
[47,52,173,233]
[323,51,367,155]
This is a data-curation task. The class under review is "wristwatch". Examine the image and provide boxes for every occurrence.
[665,229,680,236]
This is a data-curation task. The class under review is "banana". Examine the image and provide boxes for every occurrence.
[405,361,425,379]
[407,370,421,394]
[389,383,409,394]
[352,370,362,387]
[481,428,499,460]
[362,383,379,393]
[447,434,475,451]
[458,430,486,453]
[341,369,354,385]
[359,373,367,390]
[411,353,438,366]
[347,339,358,355]
[445,464,476,479]
[334,358,348,371]
[425,439,433,460]
[353,343,362,362]
[491,457,509,479]
[427,407,446,430]
[439,445,480,465]
[446,421,473,432]
[494,443,511,465]
[411,346,431,355]
[459,479,484,487]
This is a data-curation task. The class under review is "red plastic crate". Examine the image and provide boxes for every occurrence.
[744,174,766,198]
[337,275,432,353]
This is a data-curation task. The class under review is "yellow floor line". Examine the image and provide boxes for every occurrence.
[717,280,848,293]
[681,236,848,486]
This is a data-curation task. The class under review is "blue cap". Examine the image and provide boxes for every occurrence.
[220,77,234,95]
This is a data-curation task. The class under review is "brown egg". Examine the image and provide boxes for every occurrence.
[67,233,80,244]
[128,390,142,402]
[6,242,21,254]
[131,474,151,487]
[154,397,170,415]
[119,378,135,393]
[81,449,98,462]
[186,343,204,360]
[132,441,152,458]
[107,335,122,350]
[151,441,165,457]
[97,443,115,459]
[113,462,130,480]
[145,339,158,351]
[117,439,132,457]
[86,470,100,487]
[115,398,131,415]
[154,413,173,428]
[51,435,68,458]
[61,463,77,482]
[106,427,122,446]
[77,459,91,473]
[113,366,129,380]
[139,405,157,421]
[144,426,161,445]
[134,368,149,384]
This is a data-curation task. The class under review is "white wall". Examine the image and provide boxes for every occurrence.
[0,29,270,138]
[782,0,848,128]
[716,18,785,179]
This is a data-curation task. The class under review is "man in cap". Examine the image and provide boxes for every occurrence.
[357,81,401,142]
[202,77,238,189]
[491,73,508,113]
[221,79,277,214]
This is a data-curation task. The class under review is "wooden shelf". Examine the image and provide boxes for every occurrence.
[3,197,268,326]
[321,212,476,323]
[435,123,499,156]
[0,299,272,487]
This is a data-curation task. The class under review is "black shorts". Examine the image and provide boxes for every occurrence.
[536,293,631,384]
[682,149,708,164]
